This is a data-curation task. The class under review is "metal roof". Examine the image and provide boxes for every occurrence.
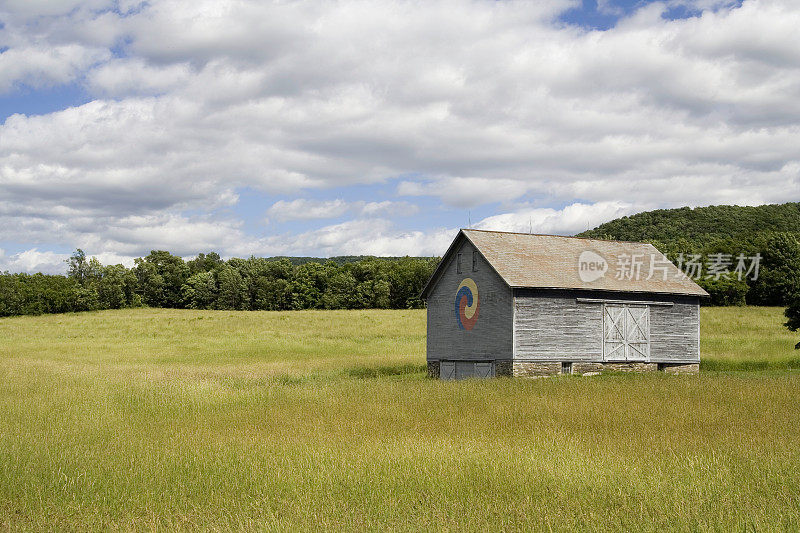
[422,229,709,297]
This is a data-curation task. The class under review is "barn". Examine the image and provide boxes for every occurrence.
[421,229,708,379]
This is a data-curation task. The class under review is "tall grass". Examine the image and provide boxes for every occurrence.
[700,306,800,370]
[1,307,799,530]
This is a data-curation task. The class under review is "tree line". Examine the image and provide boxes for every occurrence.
[0,250,439,317]
[2,226,799,338]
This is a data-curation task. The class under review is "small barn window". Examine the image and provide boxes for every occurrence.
[472,251,478,271]
[561,362,572,375]
[457,253,463,274]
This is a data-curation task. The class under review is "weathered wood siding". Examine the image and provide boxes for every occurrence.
[649,299,701,362]
[426,235,513,362]
[513,289,700,363]
[514,291,601,361]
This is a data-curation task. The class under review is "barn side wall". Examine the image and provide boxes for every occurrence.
[426,236,513,375]
[513,289,700,364]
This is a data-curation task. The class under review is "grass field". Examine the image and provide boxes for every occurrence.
[700,306,800,370]
[1,306,799,530]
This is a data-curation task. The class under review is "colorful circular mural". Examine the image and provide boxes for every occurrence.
[454,278,479,330]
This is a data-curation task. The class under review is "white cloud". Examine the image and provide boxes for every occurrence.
[266,199,350,222]
[74,213,251,257]
[266,198,418,222]
[86,58,193,97]
[0,248,69,274]
[0,0,111,18]
[267,219,456,257]
[397,178,532,208]
[0,44,109,93]
[360,201,418,218]
[474,201,639,235]
[0,248,139,274]
[0,0,799,266]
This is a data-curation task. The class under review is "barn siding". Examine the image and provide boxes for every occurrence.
[513,289,700,363]
[649,301,700,362]
[426,236,513,364]
[513,293,602,361]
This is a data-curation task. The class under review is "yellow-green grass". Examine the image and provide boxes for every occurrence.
[0,308,426,380]
[701,306,800,370]
[0,307,799,531]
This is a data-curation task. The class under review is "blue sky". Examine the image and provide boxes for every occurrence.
[0,0,796,273]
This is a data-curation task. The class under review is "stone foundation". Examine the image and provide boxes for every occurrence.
[572,362,658,375]
[512,361,561,377]
[571,362,604,375]
[495,360,513,377]
[660,363,700,375]
[427,359,699,379]
[604,362,658,373]
[518,361,661,376]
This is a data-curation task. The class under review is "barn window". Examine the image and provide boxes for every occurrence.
[561,362,572,375]
[457,253,463,273]
[472,251,478,271]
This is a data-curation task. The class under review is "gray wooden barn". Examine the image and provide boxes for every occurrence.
[421,229,708,379]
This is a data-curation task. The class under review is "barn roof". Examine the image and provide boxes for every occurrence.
[422,229,709,298]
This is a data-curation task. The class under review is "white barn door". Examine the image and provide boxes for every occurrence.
[603,305,650,362]
[603,305,626,361]
[625,306,650,361]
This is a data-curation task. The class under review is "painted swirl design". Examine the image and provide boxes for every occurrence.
[454,278,479,330]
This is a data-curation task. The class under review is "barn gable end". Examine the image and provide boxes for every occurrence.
[425,233,513,378]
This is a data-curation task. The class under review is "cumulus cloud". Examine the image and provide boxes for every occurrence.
[0,248,69,274]
[266,199,350,222]
[0,248,141,275]
[265,219,456,257]
[86,59,193,97]
[474,201,639,235]
[0,45,109,93]
[398,178,532,208]
[266,199,418,222]
[0,0,799,269]
[0,0,111,17]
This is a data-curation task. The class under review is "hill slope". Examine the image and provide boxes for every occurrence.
[578,203,800,242]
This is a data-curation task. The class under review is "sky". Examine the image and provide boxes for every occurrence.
[1,0,798,274]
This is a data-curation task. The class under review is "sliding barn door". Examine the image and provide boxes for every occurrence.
[603,305,627,361]
[603,305,650,362]
[625,306,650,361]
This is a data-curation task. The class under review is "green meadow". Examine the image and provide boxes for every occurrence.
[1,307,799,531]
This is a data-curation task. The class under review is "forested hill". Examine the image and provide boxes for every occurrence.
[575,201,800,307]
[578,203,800,242]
